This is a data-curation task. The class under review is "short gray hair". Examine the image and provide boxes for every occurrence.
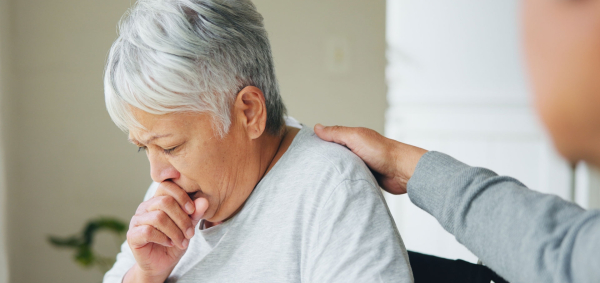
[104,0,286,137]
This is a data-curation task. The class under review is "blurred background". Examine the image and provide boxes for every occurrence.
[0,0,598,282]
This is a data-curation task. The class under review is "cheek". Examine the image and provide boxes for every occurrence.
[523,0,556,109]
[523,0,600,159]
[177,136,237,194]
[173,149,224,219]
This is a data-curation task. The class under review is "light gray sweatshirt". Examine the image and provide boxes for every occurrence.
[104,127,413,282]
[408,151,600,283]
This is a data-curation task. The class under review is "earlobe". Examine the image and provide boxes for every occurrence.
[234,86,267,139]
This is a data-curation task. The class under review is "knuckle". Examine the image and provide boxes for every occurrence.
[155,182,176,198]
[177,218,192,231]
[159,196,176,207]
[175,189,189,202]
[332,125,344,131]
[154,210,168,225]
[350,130,363,142]
[140,226,154,238]
[126,229,135,240]
[135,203,147,215]
[160,181,177,191]
[129,217,139,228]
[171,231,183,241]
[356,127,368,134]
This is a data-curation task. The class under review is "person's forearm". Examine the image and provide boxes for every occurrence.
[407,151,600,283]
[123,264,169,283]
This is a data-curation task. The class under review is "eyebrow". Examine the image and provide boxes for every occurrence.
[128,134,172,145]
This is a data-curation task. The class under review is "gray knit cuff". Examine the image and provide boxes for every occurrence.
[407,151,469,221]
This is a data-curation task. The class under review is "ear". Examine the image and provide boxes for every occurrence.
[233,86,267,140]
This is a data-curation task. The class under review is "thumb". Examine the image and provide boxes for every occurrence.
[314,124,352,147]
[191,198,209,226]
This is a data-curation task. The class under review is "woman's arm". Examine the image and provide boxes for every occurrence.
[315,124,600,283]
[410,151,600,283]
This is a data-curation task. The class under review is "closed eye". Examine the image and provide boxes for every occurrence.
[163,146,178,155]
[137,146,147,153]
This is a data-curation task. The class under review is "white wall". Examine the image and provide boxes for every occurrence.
[3,1,386,282]
[385,0,572,262]
[575,163,600,209]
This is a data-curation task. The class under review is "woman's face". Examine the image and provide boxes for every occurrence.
[524,0,600,163]
[128,109,262,223]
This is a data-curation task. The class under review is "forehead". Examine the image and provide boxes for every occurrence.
[128,108,212,144]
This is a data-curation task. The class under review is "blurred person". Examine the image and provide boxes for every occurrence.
[314,0,600,282]
[102,0,413,282]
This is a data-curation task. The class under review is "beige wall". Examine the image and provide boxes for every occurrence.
[3,1,385,282]
[254,0,387,131]
[0,0,11,281]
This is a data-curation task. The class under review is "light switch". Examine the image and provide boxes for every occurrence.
[325,36,350,74]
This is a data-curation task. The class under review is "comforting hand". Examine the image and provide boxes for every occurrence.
[124,181,208,283]
[314,124,427,194]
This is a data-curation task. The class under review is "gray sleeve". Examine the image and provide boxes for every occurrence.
[407,151,600,283]
[103,182,159,282]
[306,179,414,283]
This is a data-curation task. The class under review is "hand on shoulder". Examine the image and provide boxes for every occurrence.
[314,124,427,194]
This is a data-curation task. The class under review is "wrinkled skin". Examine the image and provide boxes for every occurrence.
[123,86,295,282]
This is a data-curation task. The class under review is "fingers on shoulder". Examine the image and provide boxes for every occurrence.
[328,125,378,149]
[315,124,352,145]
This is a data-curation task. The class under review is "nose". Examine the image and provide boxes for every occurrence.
[148,150,180,183]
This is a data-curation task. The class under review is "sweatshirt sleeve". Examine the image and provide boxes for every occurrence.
[102,240,136,283]
[306,179,414,283]
[103,182,159,283]
[407,151,600,283]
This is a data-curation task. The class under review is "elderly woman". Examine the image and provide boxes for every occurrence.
[102,0,412,282]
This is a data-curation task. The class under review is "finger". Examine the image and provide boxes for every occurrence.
[132,210,188,249]
[315,124,370,151]
[127,225,173,249]
[191,198,209,227]
[314,124,353,146]
[146,196,195,240]
[155,181,195,214]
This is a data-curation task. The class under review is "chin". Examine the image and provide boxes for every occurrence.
[552,139,578,164]
[546,120,589,165]
[204,211,222,223]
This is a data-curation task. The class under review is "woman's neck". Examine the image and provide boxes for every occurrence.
[264,126,300,175]
[205,126,300,227]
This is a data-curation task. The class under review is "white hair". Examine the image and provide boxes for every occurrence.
[104,0,286,137]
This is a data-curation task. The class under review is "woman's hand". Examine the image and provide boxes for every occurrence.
[314,124,427,195]
[123,181,208,283]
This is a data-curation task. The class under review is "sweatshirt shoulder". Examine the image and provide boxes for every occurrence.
[289,127,377,183]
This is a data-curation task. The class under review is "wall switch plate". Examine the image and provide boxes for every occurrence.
[325,36,350,74]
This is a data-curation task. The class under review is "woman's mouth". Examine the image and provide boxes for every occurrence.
[187,190,203,201]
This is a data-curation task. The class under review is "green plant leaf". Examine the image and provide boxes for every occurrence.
[47,216,127,273]
[48,235,83,247]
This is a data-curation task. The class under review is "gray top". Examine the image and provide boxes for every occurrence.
[408,151,600,283]
[104,126,413,283]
